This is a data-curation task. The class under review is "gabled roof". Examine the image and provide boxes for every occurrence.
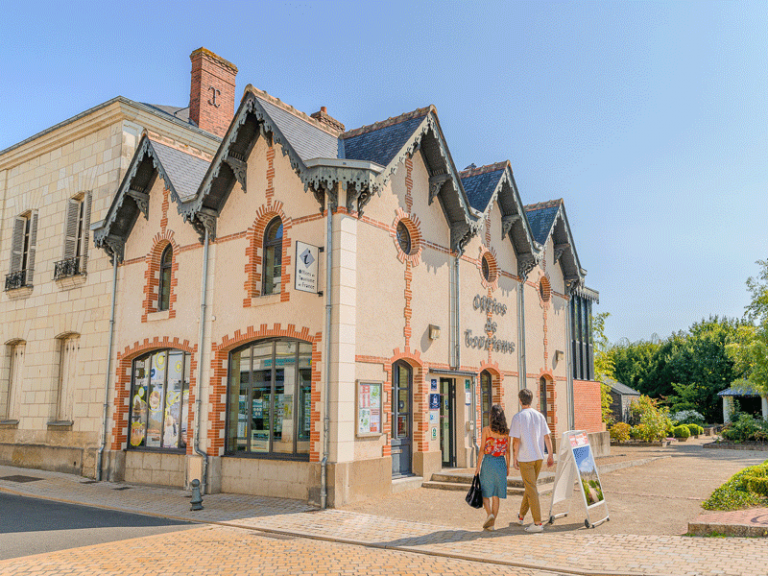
[603,377,641,396]
[93,135,211,262]
[718,384,763,397]
[460,162,539,276]
[342,108,431,167]
[525,199,586,289]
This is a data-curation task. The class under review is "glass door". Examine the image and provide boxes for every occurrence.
[439,378,456,467]
[391,361,412,477]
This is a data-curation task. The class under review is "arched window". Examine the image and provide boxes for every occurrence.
[540,376,548,417]
[226,338,312,457]
[158,245,173,311]
[480,371,493,428]
[262,218,283,295]
[128,349,191,451]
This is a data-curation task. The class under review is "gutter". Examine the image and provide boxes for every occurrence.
[97,256,118,480]
[566,295,574,431]
[194,228,211,494]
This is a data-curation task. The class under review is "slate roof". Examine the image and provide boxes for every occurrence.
[142,103,194,126]
[525,199,562,245]
[149,140,210,200]
[459,162,507,212]
[255,95,340,162]
[603,377,641,397]
[341,108,431,167]
[718,385,762,397]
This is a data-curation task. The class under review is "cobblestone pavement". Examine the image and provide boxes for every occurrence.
[1,442,768,576]
[0,525,563,576]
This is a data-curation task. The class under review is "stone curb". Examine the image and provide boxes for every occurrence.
[687,521,768,538]
[599,456,671,474]
[0,484,666,576]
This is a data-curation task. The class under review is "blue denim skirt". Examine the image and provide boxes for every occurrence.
[480,455,507,499]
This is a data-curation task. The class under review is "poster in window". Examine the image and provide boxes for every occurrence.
[303,388,311,434]
[162,380,182,449]
[357,381,382,436]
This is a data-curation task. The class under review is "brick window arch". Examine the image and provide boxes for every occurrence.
[391,209,422,266]
[244,203,292,306]
[262,217,283,295]
[142,233,179,322]
[477,247,499,290]
[158,245,173,311]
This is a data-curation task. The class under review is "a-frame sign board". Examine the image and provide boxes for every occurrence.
[548,430,609,528]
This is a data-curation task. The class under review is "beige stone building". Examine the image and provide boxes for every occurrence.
[1,48,602,507]
[0,49,232,477]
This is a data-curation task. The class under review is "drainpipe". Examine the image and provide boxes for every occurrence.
[321,196,333,509]
[455,255,461,369]
[518,276,527,392]
[566,296,574,431]
[193,228,210,494]
[97,255,118,481]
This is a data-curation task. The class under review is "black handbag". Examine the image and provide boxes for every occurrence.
[465,474,483,508]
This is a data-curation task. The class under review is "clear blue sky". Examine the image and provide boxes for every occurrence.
[1,1,765,343]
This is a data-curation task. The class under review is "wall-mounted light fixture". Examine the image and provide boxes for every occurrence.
[554,350,564,361]
[429,324,441,340]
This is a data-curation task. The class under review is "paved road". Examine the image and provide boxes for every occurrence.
[0,493,193,561]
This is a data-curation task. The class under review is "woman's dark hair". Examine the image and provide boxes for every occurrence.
[490,404,509,435]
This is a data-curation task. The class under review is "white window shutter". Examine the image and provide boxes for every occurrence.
[80,193,92,272]
[63,199,79,259]
[9,217,24,273]
[25,211,38,284]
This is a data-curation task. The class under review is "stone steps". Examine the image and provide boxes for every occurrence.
[423,470,554,495]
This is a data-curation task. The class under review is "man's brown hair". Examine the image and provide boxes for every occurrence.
[518,388,533,406]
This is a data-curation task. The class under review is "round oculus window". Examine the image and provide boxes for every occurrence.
[481,254,491,282]
[539,277,552,302]
[396,221,412,255]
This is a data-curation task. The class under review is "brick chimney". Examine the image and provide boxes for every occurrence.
[311,106,345,133]
[189,48,238,138]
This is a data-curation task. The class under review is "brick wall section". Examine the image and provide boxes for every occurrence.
[111,337,197,452]
[243,202,292,306]
[574,379,603,433]
[188,48,237,138]
[141,231,179,322]
[208,325,319,460]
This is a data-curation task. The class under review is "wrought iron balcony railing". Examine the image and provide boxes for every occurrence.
[54,256,81,280]
[5,270,29,291]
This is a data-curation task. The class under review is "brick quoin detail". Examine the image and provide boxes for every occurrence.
[574,379,603,433]
[385,348,429,454]
[480,362,505,410]
[243,202,292,306]
[142,231,180,323]
[208,325,321,461]
[110,337,198,453]
[537,369,558,437]
[265,146,275,205]
[404,261,412,347]
[160,187,170,231]
[404,156,414,213]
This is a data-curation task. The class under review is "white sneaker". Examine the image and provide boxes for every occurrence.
[516,514,525,526]
[525,523,544,533]
[483,514,495,530]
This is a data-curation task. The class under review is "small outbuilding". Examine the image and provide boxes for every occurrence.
[603,378,641,423]
[718,386,768,423]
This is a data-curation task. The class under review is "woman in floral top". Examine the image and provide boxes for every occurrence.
[474,404,511,530]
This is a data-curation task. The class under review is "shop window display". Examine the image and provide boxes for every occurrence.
[128,350,190,451]
[226,339,312,458]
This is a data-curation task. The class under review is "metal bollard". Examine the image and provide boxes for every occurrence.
[190,478,204,511]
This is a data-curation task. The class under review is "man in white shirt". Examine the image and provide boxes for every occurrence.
[510,388,554,533]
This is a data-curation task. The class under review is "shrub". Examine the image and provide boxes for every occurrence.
[673,425,691,439]
[630,425,644,439]
[686,423,704,437]
[610,422,631,443]
[672,410,705,425]
[745,475,768,497]
[630,396,673,442]
[721,413,762,443]
[702,461,768,511]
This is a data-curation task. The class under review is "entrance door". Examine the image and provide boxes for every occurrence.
[392,361,412,477]
[439,378,456,467]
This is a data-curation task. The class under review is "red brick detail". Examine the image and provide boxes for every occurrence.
[189,48,238,138]
[479,362,505,409]
[574,379,603,433]
[243,202,292,306]
[536,369,558,437]
[208,325,320,460]
[404,261,412,347]
[385,348,428,454]
[477,245,500,291]
[265,146,275,206]
[111,338,198,453]
[160,188,169,232]
[404,156,414,212]
[391,208,423,266]
[141,231,180,323]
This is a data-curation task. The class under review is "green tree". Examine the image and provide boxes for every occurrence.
[726,261,768,398]
[592,311,615,423]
